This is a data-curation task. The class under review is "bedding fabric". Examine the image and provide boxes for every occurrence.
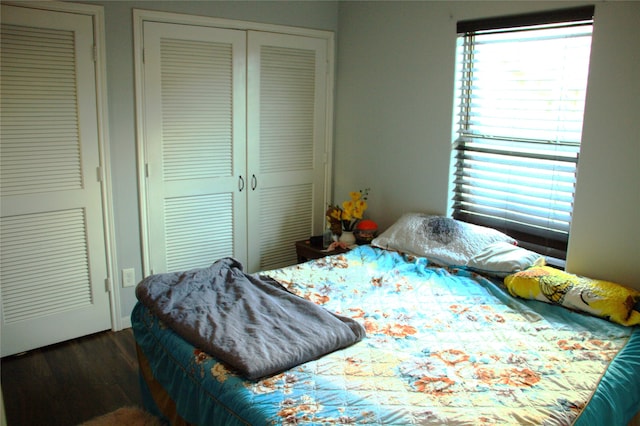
[371,213,516,266]
[135,257,365,380]
[132,246,640,425]
[505,265,640,326]
[466,241,546,278]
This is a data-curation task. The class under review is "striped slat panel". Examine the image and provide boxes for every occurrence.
[260,46,315,174]
[0,209,92,324]
[461,29,592,144]
[160,39,234,182]
[0,24,82,196]
[452,140,579,255]
[164,193,234,273]
[259,184,313,270]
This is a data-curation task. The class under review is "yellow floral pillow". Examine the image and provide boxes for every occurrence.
[504,266,640,326]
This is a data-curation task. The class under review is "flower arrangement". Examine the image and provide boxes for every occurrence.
[326,188,370,233]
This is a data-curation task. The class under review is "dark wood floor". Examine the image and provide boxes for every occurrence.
[1,329,143,426]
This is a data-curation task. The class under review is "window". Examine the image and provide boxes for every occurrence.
[451,6,594,262]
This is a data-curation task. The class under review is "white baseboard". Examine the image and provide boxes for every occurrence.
[120,315,132,330]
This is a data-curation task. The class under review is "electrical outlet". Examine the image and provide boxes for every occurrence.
[122,268,136,288]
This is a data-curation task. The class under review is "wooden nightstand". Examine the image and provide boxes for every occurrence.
[295,239,349,263]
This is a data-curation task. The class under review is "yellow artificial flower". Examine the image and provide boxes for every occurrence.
[329,208,341,220]
[326,188,370,232]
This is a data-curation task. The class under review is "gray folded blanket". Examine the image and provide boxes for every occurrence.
[135,258,365,380]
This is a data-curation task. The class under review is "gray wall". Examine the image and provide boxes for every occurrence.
[334,1,640,289]
[76,0,639,326]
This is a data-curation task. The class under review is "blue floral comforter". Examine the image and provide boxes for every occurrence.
[132,245,640,425]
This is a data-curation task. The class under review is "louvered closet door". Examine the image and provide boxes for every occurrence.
[0,6,110,356]
[247,32,328,272]
[143,23,247,274]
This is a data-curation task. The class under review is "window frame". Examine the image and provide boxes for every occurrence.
[451,6,595,263]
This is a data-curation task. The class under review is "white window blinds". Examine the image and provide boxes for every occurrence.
[452,7,594,260]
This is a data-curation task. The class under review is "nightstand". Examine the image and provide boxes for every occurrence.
[295,239,349,263]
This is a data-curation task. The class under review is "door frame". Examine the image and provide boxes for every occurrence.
[3,2,120,330]
[133,9,335,278]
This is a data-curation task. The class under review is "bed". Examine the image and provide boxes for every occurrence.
[132,214,640,425]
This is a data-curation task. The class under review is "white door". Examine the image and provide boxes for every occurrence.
[142,22,248,274]
[0,5,111,356]
[246,32,328,272]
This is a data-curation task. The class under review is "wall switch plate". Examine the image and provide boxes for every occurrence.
[122,268,136,288]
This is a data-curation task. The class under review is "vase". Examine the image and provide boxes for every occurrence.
[338,231,356,246]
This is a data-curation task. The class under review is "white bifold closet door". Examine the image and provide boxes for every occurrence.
[246,32,328,272]
[0,5,111,356]
[142,22,328,275]
[142,23,248,275]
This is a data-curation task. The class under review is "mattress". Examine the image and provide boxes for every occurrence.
[132,245,640,425]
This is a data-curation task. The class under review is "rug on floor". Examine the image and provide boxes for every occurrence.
[79,406,163,426]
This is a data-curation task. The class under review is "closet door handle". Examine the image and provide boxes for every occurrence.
[251,174,257,191]
[238,175,245,192]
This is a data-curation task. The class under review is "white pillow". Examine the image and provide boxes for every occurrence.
[371,213,516,266]
[466,241,545,278]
